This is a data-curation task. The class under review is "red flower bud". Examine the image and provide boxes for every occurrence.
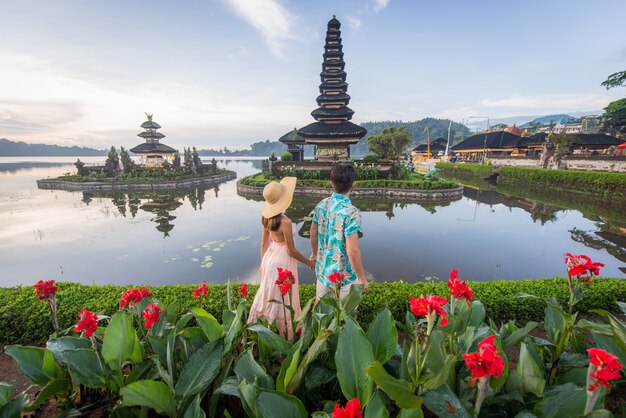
[142,303,164,330]
[193,281,208,299]
[34,280,58,301]
[332,398,362,418]
[74,310,99,337]
[238,283,249,298]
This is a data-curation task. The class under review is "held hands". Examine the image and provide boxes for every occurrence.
[305,255,316,269]
[359,277,369,293]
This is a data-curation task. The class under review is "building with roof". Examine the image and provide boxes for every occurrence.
[130,113,176,167]
[451,131,523,162]
[297,16,367,161]
[410,137,447,157]
[278,128,306,162]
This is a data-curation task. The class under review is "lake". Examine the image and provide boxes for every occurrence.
[0,156,624,287]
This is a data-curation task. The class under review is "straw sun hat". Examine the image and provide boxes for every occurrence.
[261,177,297,218]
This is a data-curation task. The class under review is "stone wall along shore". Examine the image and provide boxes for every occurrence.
[37,172,237,191]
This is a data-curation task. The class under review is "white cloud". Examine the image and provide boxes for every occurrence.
[373,0,390,13]
[220,0,300,57]
[479,93,619,113]
[346,15,362,30]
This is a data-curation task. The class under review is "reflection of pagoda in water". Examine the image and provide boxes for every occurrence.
[81,185,220,237]
[130,113,176,167]
[297,16,367,161]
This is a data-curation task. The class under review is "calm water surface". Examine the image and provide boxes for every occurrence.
[0,156,624,287]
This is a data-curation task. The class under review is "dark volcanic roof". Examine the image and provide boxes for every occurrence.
[278,129,306,144]
[412,138,447,152]
[320,71,347,81]
[138,131,165,139]
[316,93,350,105]
[328,16,341,29]
[517,132,547,147]
[452,131,523,151]
[319,81,348,92]
[569,133,624,146]
[298,121,366,139]
[141,120,161,129]
[130,143,176,154]
[311,106,354,119]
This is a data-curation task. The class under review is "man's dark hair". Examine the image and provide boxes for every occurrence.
[330,163,356,194]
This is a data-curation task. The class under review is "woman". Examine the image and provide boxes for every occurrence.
[248,177,314,340]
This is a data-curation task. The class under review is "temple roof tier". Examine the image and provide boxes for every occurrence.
[316,93,351,106]
[138,131,166,139]
[311,106,354,120]
[323,52,344,60]
[298,121,366,139]
[130,143,177,154]
[278,128,306,144]
[319,81,348,93]
[320,71,347,81]
[325,36,342,44]
[323,62,346,71]
[327,16,341,29]
[140,120,162,129]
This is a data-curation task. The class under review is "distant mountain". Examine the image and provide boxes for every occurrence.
[467,111,602,131]
[525,114,575,126]
[0,138,107,156]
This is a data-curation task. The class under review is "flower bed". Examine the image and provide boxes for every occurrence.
[2,254,626,417]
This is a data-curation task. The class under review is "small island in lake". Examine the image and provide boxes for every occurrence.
[37,113,236,191]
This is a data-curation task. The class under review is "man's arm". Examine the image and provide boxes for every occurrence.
[346,233,368,292]
[309,222,319,260]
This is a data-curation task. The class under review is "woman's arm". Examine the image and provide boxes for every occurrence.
[261,226,269,260]
[282,218,315,268]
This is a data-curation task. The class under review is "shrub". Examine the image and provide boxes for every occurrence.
[436,162,494,177]
[498,166,626,198]
[280,151,293,162]
[362,154,379,163]
[2,278,625,345]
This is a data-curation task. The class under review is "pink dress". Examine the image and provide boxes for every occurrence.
[248,225,301,340]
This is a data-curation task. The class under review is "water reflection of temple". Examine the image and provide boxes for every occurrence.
[81,184,220,237]
[239,194,455,237]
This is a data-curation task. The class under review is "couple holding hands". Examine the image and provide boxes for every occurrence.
[247,164,368,339]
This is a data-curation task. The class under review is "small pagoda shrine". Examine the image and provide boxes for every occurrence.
[297,16,367,161]
[130,113,176,167]
[278,128,306,162]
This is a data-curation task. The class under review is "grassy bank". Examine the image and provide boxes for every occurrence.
[436,162,495,178]
[48,169,235,184]
[240,172,459,190]
[497,166,626,198]
[2,278,625,345]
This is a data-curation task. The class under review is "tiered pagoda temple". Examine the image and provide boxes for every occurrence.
[130,113,176,167]
[298,16,366,161]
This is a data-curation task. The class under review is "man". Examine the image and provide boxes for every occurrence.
[310,163,368,300]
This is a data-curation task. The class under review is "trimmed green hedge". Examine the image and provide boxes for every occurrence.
[239,173,458,190]
[2,278,625,345]
[50,169,235,184]
[498,166,626,198]
[436,162,495,177]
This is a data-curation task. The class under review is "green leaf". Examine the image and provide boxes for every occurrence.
[607,313,626,352]
[364,390,389,418]
[46,337,91,364]
[175,340,223,400]
[256,389,307,418]
[235,349,274,390]
[617,301,626,315]
[102,310,138,371]
[5,345,64,387]
[238,379,261,418]
[0,384,11,409]
[341,283,364,316]
[121,380,176,417]
[182,394,206,418]
[214,376,240,398]
[25,378,72,411]
[248,324,292,355]
[179,327,210,352]
[365,361,421,409]
[62,348,108,388]
[422,384,472,418]
[0,393,28,418]
[468,300,486,328]
[224,301,244,354]
[366,307,398,365]
[277,343,301,392]
[191,307,224,341]
[286,329,332,394]
[336,319,375,406]
[578,410,614,418]
[507,342,545,397]
[503,322,538,347]
[534,385,586,418]
[397,408,424,418]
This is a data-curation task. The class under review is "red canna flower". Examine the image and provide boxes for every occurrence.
[409,295,448,326]
[587,348,623,391]
[565,253,604,277]
[74,310,99,337]
[462,335,505,379]
[34,280,58,301]
[193,281,208,299]
[142,303,164,330]
[238,283,249,298]
[119,287,152,309]
[332,398,362,418]
[275,268,295,296]
[328,272,343,284]
[448,269,474,300]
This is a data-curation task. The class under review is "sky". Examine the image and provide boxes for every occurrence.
[0,0,625,150]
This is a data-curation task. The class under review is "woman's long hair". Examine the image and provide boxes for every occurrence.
[262,214,281,231]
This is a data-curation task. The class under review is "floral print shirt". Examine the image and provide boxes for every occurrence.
[312,193,362,287]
